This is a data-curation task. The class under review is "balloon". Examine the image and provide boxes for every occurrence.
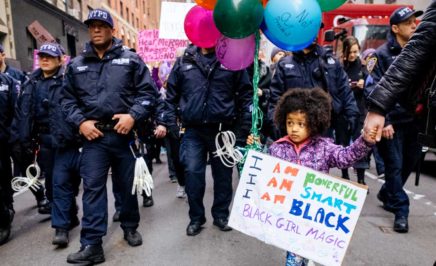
[262,0,268,8]
[260,21,315,51]
[195,0,217,10]
[263,0,321,50]
[213,0,264,39]
[316,0,346,12]
[184,6,221,48]
[216,35,255,71]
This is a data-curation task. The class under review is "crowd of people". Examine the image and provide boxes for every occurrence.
[0,3,435,265]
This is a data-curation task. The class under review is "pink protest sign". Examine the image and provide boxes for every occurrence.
[137,30,189,63]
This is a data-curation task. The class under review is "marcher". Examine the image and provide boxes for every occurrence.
[0,44,26,84]
[166,44,252,236]
[248,88,376,266]
[365,6,423,233]
[364,1,436,140]
[268,35,360,158]
[13,43,82,246]
[341,36,370,187]
[62,9,158,264]
[0,73,19,245]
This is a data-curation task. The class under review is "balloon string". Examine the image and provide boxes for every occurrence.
[239,31,263,171]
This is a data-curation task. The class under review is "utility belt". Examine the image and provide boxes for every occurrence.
[94,120,118,132]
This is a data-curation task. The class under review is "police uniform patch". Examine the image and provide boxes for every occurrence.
[327,57,335,65]
[366,57,377,74]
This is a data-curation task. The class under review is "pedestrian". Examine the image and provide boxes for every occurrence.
[341,36,370,187]
[364,1,436,141]
[62,9,158,264]
[268,32,360,173]
[0,44,27,84]
[365,6,423,233]
[13,43,82,246]
[166,44,252,236]
[247,88,376,266]
[0,73,19,245]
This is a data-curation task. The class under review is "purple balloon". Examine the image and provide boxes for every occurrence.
[184,6,221,48]
[216,35,255,71]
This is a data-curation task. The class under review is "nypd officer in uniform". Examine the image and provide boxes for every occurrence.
[0,44,26,84]
[0,72,19,245]
[62,9,158,264]
[13,43,82,246]
[366,6,423,233]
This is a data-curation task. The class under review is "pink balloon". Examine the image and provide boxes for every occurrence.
[184,6,221,48]
[216,35,255,71]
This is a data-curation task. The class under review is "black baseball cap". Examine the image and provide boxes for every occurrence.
[390,6,423,25]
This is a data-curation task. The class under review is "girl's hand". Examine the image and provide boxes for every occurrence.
[246,134,260,145]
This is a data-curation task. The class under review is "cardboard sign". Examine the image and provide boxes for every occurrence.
[229,150,367,266]
[137,30,188,63]
[27,21,56,44]
[159,2,195,40]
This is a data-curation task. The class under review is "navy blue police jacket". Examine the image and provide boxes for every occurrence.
[269,45,359,126]
[62,38,157,128]
[4,65,27,85]
[366,33,414,126]
[13,67,79,148]
[0,73,19,142]
[165,45,252,128]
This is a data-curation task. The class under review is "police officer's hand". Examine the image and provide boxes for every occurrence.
[113,114,135,135]
[382,125,395,140]
[154,125,167,139]
[79,120,104,141]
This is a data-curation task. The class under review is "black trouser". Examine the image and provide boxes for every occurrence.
[166,126,185,186]
[0,141,13,209]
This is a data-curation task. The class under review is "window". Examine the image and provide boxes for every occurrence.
[126,7,129,22]
[136,18,139,28]
[132,13,134,26]
[142,1,145,13]
[120,2,124,18]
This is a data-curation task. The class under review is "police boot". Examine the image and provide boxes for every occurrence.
[52,229,69,247]
[67,245,105,264]
[142,191,154,207]
[123,229,143,247]
[38,199,52,215]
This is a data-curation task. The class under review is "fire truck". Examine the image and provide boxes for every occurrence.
[319,3,415,56]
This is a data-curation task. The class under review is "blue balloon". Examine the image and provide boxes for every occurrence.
[264,0,322,50]
[261,21,315,51]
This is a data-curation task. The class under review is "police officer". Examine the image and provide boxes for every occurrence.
[166,44,252,236]
[62,9,157,264]
[268,35,359,149]
[366,6,423,233]
[0,44,26,84]
[0,73,19,245]
[14,42,82,246]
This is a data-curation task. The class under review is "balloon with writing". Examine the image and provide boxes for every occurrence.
[195,0,217,10]
[316,0,346,12]
[263,0,322,51]
[216,35,256,71]
[260,21,315,52]
[213,0,264,39]
[184,6,221,48]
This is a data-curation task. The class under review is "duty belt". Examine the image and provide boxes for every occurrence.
[95,121,117,131]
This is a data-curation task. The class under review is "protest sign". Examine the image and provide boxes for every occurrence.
[159,2,195,40]
[229,150,367,266]
[137,30,188,63]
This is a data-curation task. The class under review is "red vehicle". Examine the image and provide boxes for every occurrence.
[319,3,414,56]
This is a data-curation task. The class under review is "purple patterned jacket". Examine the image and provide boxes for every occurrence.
[268,135,373,173]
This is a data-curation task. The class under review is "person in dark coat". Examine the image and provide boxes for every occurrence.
[166,44,252,236]
[365,6,424,233]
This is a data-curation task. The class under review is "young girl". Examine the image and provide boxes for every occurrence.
[248,88,376,266]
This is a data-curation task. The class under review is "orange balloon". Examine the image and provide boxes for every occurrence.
[195,0,217,10]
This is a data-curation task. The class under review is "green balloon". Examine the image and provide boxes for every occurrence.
[213,0,264,39]
[316,0,346,12]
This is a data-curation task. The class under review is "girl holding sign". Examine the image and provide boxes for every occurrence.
[247,88,377,265]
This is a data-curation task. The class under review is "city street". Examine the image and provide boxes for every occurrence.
[1,153,436,266]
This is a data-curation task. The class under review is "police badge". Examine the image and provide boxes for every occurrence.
[366,57,378,74]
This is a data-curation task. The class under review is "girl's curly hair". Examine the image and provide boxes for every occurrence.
[274,88,332,136]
